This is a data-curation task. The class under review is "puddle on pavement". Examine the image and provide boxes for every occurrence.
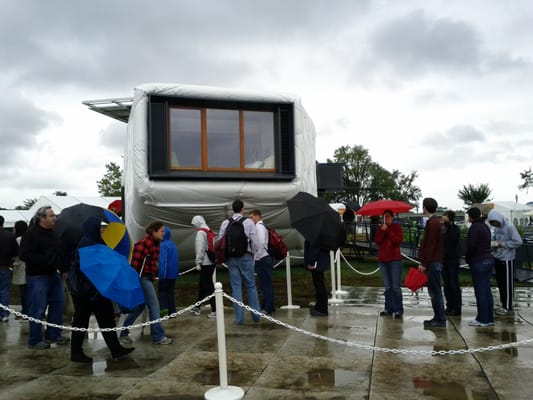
[92,360,107,376]
[412,377,498,399]
[307,368,362,388]
[194,367,244,385]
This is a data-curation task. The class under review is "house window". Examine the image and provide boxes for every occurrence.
[148,95,295,180]
[169,108,275,171]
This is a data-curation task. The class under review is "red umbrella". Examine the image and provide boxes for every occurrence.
[404,267,428,292]
[356,199,413,216]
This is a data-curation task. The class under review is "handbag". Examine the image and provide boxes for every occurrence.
[404,267,428,292]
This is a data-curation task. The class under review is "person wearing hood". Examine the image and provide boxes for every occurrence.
[191,215,216,318]
[69,216,135,362]
[487,209,523,316]
[157,226,179,316]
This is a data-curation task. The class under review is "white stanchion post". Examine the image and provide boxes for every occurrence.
[204,282,244,400]
[281,252,300,310]
[335,249,348,295]
[328,250,343,304]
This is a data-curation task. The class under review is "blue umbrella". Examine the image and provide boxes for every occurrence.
[79,244,145,310]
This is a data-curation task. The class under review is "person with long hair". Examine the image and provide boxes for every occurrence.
[119,221,173,345]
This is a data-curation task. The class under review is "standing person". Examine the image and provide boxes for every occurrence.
[304,240,330,317]
[441,210,462,316]
[120,221,172,345]
[465,207,494,327]
[11,220,29,321]
[374,209,404,318]
[487,209,522,316]
[19,206,70,349]
[191,215,216,318]
[418,198,446,328]
[69,217,135,362]
[249,209,275,316]
[218,200,260,324]
[0,215,18,322]
[157,226,179,316]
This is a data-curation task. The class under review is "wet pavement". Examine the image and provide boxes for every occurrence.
[2,286,533,399]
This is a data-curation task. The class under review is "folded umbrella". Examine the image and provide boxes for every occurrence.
[79,244,144,310]
[287,192,346,251]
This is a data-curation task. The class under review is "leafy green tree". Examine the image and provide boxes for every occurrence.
[97,162,122,196]
[15,198,38,210]
[518,167,533,193]
[457,183,492,207]
[325,145,421,206]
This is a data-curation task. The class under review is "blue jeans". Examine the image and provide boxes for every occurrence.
[470,258,495,323]
[227,253,260,324]
[379,261,404,314]
[26,273,65,346]
[121,278,165,342]
[0,269,10,319]
[255,255,274,314]
[426,262,446,323]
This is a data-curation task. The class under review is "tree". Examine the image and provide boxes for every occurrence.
[457,183,492,207]
[325,145,421,206]
[518,167,533,193]
[15,198,38,210]
[97,162,122,196]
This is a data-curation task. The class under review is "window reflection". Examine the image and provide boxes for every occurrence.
[207,109,240,169]
[244,111,275,169]
[169,108,201,168]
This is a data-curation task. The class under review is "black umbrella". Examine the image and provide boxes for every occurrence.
[287,192,346,251]
[55,203,109,242]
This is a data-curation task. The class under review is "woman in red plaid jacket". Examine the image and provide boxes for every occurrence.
[119,221,173,345]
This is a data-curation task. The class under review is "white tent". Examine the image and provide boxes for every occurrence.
[480,201,533,226]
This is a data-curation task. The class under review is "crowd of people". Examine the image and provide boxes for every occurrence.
[0,196,527,363]
[375,197,523,329]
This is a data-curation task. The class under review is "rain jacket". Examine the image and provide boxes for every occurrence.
[19,222,63,275]
[303,241,330,272]
[374,222,403,262]
[158,226,179,279]
[487,210,522,261]
[192,215,212,266]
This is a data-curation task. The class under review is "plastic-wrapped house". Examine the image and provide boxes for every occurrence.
[84,83,317,264]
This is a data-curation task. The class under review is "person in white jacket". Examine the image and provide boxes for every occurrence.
[487,209,523,316]
[191,215,216,318]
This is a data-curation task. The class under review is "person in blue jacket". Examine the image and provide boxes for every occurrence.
[157,226,179,316]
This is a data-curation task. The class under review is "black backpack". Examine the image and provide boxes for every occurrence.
[225,216,248,258]
[67,250,97,299]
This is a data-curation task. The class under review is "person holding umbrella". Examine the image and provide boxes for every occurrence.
[69,217,135,362]
[120,221,173,345]
[374,209,404,318]
[304,240,331,317]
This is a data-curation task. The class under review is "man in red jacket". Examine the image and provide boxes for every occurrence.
[418,198,446,328]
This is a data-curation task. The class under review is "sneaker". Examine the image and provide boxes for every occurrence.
[495,308,514,316]
[468,319,494,327]
[45,336,70,345]
[423,319,446,328]
[207,312,217,319]
[392,312,403,319]
[1,316,8,322]
[119,336,133,346]
[379,311,392,316]
[310,309,328,317]
[154,336,172,345]
[29,341,51,350]
[191,306,201,316]
[112,346,135,360]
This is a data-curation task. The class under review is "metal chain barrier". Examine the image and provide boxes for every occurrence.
[5,287,533,357]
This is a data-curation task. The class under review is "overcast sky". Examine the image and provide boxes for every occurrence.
[1,0,532,210]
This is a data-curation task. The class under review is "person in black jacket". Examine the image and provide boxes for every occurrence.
[0,215,18,322]
[19,206,69,349]
[69,217,134,362]
[304,240,331,317]
[441,211,462,316]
